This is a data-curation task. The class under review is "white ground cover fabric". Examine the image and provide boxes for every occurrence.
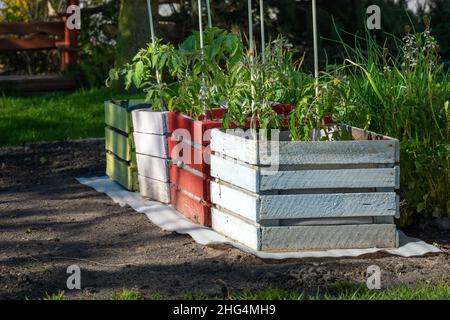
[77,176,441,259]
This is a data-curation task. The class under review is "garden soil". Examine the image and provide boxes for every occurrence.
[0,139,448,300]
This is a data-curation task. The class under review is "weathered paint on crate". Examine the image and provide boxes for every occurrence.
[167,111,223,226]
[170,187,212,226]
[212,208,398,251]
[106,151,138,191]
[105,100,146,191]
[105,127,134,162]
[138,175,170,204]
[132,109,170,203]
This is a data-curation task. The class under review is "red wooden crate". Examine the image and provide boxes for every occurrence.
[167,111,224,226]
[170,186,211,226]
[168,139,210,173]
[169,163,210,200]
[168,111,224,146]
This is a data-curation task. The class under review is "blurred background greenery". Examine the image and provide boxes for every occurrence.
[0,0,448,87]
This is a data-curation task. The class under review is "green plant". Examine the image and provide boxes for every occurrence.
[321,19,449,223]
[107,27,244,119]
[77,0,120,88]
[44,291,66,300]
[108,28,316,133]
[111,289,144,300]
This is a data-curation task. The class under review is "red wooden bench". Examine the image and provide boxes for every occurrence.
[0,0,79,91]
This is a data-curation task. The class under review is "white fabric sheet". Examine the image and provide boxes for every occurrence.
[77,176,441,259]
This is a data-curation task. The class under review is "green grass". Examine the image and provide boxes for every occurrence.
[44,291,66,300]
[111,289,144,300]
[184,281,450,300]
[0,87,141,147]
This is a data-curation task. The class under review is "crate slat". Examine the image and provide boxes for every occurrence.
[259,192,398,220]
[261,224,398,251]
[132,110,168,135]
[105,101,131,134]
[212,208,398,251]
[138,175,170,204]
[135,154,169,182]
[170,164,210,200]
[211,181,398,221]
[170,187,211,226]
[106,151,138,191]
[168,139,210,173]
[134,132,168,158]
[211,129,399,166]
[105,127,133,162]
[168,112,222,146]
[211,154,400,192]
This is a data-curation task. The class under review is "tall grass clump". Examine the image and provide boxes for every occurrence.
[328,18,449,225]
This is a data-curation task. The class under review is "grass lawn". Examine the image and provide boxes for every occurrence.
[0,88,141,147]
[43,281,450,300]
[184,281,450,300]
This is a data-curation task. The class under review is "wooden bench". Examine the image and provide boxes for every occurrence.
[0,0,79,92]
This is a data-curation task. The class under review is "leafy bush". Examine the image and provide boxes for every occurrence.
[77,0,120,87]
[320,20,449,223]
[108,27,244,119]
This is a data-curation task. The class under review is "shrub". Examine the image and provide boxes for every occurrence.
[325,20,449,224]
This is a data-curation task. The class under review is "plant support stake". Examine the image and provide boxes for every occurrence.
[206,0,212,28]
[248,0,257,137]
[248,0,254,59]
[260,0,265,64]
[146,0,165,110]
[312,0,319,97]
[198,0,207,112]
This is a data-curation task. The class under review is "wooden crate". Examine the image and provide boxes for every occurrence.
[105,100,149,191]
[132,109,171,204]
[210,125,400,251]
[167,111,223,226]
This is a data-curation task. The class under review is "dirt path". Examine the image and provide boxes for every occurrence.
[0,140,448,300]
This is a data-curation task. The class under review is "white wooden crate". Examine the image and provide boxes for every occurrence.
[132,110,168,135]
[132,109,170,203]
[133,132,168,158]
[210,126,400,251]
[138,175,170,204]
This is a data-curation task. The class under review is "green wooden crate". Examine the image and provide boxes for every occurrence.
[105,127,135,162]
[106,151,138,191]
[104,100,148,191]
[104,100,146,134]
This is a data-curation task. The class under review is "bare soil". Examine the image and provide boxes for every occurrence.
[0,140,448,300]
